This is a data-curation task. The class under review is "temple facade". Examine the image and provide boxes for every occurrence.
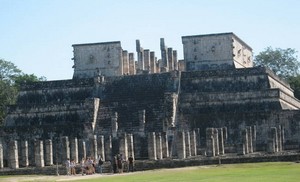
[1,32,300,169]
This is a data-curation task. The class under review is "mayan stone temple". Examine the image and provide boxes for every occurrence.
[1,32,300,173]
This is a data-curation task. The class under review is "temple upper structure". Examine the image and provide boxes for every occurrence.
[182,32,253,71]
[72,41,123,79]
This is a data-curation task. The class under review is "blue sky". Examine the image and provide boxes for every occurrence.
[0,0,299,80]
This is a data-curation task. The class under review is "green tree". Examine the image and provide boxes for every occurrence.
[288,76,300,100]
[0,58,46,126]
[254,47,299,79]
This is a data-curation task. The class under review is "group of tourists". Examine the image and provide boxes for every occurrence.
[111,154,134,173]
[65,154,134,176]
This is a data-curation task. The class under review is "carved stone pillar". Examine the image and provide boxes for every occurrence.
[45,139,53,166]
[206,128,215,157]
[167,48,174,71]
[129,53,136,75]
[218,128,225,155]
[78,139,86,161]
[242,129,248,154]
[150,51,156,73]
[97,135,105,161]
[119,133,128,161]
[144,49,150,71]
[35,140,44,167]
[104,135,112,161]
[190,130,197,156]
[148,132,157,160]
[156,133,163,159]
[111,112,118,138]
[185,131,191,157]
[176,131,186,159]
[70,138,78,163]
[21,140,29,167]
[127,134,134,160]
[9,140,19,169]
[0,141,3,169]
[122,50,129,75]
[61,136,70,162]
[161,132,169,158]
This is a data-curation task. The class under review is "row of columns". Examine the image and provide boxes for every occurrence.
[206,127,227,157]
[0,134,132,169]
[177,130,198,159]
[267,125,284,153]
[122,39,180,76]
[148,132,169,160]
[237,126,256,155]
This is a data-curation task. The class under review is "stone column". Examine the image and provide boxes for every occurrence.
[176,131,186,159]
[213,128,219,156]
[195,128,201,152]
[45,139,53,166]
[9,140,19,169]
[222,127,228,143]
[97,135,105,161]
[206,128,215,157]
[144,49,150,71]
[127,134,134,160]
[91,135,98,160]
[190,130,197,156]
[173,50,178,70]
[122,50,129,75]
[104,135,112,161]
[61,136,70,162]
[34,140,44,167]
[242,129,249,154]
[281,126,285,150]
[160,38,168,72]
[218,128,225,155]
[111,112,118,138]
[78,139,86,161]
[247,127,253,153]
[0,141,3,169]
[161,132,169,158]
[167,48,174,71]
[252,125,257,152]
[119,133,128,161]
[150,51,156,73]
[156,59,160,73]
[185,131,191,157]
[148,132,157,160]
[129,53,136,75]
[156,133,163,159]
[136,40,144,72]
[20,140,29,167]
[70,138,78,163]
[237,143,245,155]
[277,125,283,152]
[267,127,277,153]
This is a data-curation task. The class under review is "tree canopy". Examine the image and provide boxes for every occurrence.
[254,47,299,79]
[0,58,45,126]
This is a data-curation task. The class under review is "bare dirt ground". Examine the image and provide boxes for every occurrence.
[0,166,212,182]
[1,173,128,182]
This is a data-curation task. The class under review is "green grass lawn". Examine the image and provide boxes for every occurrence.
[72,162,300,182]
[1,162,299,182]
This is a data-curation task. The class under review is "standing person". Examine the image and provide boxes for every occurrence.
[80,158,86,176]
[70,159,76,175]
[128,155,134,172]
[98,156,104,174]
[117,154,123,173]
[112,155,117,174]
[65,158,71,176]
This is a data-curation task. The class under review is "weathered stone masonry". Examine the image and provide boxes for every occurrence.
[1,32,300,169]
